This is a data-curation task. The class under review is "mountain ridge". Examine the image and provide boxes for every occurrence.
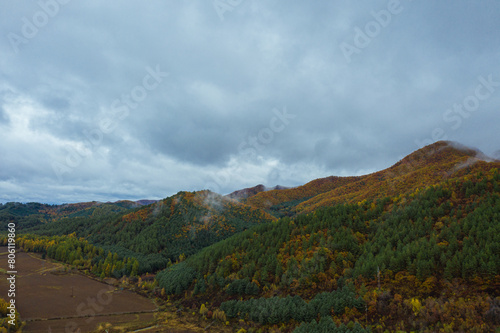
[153,153,500,332]
[225,184,289,201]
[241,141,500,216]
[26,190,275,273]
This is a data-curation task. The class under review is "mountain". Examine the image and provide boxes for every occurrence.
[27,190,275,273]
[134,199,159,206]
[226,184,289,201]
[244,141,500,216]
[295,140,500,213]
[156,158,500,332]
[109,199,159,207]
[244,176,360,217]
[226,184,267,201]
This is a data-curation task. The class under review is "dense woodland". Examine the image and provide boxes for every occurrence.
[22,191,273,273]
[0,200,137,230]
[2,142,500,332]
[156,167,500,332]
[1,234,140,279]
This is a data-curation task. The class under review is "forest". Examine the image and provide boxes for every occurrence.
[21,190,274,273]
[155,167,500,332]
[1,233,140,279]
[0,200,138,230]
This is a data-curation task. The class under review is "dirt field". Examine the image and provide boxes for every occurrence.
[21,313,157,333]
[0,247,157,332]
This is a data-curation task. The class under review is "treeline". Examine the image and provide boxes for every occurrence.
[3,234,139,279]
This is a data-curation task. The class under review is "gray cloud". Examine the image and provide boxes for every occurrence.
[0,106,8,125]
[0,0,499,203]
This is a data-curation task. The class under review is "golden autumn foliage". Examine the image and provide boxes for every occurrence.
[158,157,500,332]
[243,141,500,218]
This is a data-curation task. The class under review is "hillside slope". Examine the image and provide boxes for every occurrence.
[244,176,360,217]
[27,190,275,273]
[245,141,500,216]
[157,166,500,332]
[296,141,500,213]
[0,200,139,230]
[226,184,289,201]
[226,184,268,201]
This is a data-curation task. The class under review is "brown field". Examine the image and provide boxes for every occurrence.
[20,313,157,333]
[0,247,157,332]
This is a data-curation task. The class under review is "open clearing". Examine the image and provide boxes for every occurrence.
[0,247,157,332]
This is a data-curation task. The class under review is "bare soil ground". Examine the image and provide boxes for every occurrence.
[0,247,157,332]
[21,313,156,333]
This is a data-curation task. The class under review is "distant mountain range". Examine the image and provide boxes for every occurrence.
[0,199,158,229]
[4,140,499,225]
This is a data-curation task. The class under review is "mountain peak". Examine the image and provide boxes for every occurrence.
[392,140,493,170]
[243,140,500,216]
[226,184,288,201]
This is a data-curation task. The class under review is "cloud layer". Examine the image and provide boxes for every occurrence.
[1,0,499,203]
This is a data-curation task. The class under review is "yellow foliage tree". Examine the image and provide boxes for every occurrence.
[199,303,208,316]
[410,298,422,316]
[213,309,226,322]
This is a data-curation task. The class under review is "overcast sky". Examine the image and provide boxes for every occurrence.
[1,1,499,204]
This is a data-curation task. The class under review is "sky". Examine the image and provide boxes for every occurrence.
[1,1,499,204]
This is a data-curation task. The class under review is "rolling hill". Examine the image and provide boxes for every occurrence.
[0,200,141,230]
[26,190,275,273]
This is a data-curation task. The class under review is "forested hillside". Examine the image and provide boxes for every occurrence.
[244,176,359,217]
[156,167,500,332]
[0,200,139,230]
[296,141,500,214]
[25,191,274,273]
[244,141,500,218]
